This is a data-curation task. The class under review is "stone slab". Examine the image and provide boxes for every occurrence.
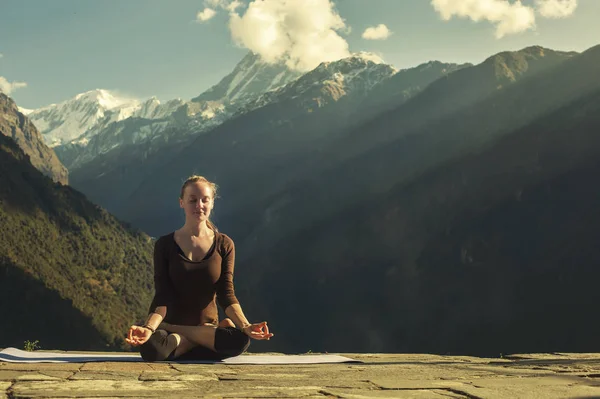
[80,362,154,372]
[0,371,26,381]
[456,383,600,399]
[371,375,600,399]
[15,373,64,381]
[0,370,73,381]
[322,388,465,398]
[69,371,141,381]
[11,380,202,398]
[139,371,217,382]
[217,372,310,380]
[370,378,472,390]
[0,362,82,371]
[169,364,231,373]
[0,382,10,399]
[202,384,326,398]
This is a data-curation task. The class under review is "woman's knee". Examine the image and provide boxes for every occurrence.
[214,326,250,357]
[139,330,178,362]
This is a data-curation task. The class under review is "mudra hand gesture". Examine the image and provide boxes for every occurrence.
[242,321,273,340]
[125,325,153,346]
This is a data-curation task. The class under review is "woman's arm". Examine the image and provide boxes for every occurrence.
[215,235,241,311]
[225,303,273,340]
[224,303,251,329]
[217,236,273,340]
[126,237,174,345]
[146,237,175,329]
[143,309,165,332]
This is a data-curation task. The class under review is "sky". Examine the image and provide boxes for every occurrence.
[1,0,598,109]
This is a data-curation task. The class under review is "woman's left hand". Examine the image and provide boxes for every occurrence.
[242,321,274,340]
[125,325,153,346]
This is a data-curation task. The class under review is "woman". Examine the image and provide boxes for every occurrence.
[125,175,273,361]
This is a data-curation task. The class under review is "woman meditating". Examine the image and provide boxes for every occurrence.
[125,175,273,361]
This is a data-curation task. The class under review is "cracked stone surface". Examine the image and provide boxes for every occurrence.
[0,382,10,399]
[2,352,600,398]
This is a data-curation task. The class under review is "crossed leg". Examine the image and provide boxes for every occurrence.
[139,318,248,362]
[165,318,236,358]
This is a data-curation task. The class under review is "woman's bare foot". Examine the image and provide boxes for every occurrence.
[218,318,236,328]
[169,332,182,346]
[155,320,231,351]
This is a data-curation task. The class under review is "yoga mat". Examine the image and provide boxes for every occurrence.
[0,348,360,364]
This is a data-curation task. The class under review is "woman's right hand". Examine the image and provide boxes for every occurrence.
[242,321,274,340]
[125,325,153,346]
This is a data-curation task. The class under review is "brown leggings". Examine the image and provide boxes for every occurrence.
[139,326,251,362]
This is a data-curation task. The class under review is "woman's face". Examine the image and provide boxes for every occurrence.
[180,182,214,222]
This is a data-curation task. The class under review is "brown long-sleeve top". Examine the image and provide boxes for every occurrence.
[147,231,240,326]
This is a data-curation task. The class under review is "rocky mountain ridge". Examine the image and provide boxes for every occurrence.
[237,52,398,116]
[0,93,68,184]
[191,51,302,104]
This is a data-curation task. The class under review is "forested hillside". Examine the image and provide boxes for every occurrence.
[0,133,153,350]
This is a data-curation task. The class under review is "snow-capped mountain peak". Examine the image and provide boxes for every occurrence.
[347,51,386,65]
[26,89,187,148]
[313,52,396,76]
[131,96,185,120]
[73,89,137,110]
[191,51,303,105]
[17,106,34,115]
[238,52,398,114]
[26,89,142,147]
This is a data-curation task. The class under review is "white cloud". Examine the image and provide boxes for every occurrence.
[228,0,350,72]
[226,0,242,12]
[535,0,577,18]
[431,0,536,38]
[202,0,242,15]
[0,76,28,95]
[0,53,3,58]
[197,8,217,22]
[362,24,392,40]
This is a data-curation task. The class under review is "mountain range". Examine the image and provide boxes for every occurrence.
[27,52,302,173]
[60,53,465,233]
[5,43,600,354]
[112,46,575,238]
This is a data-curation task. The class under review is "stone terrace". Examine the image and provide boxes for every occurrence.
[2,352,600,398]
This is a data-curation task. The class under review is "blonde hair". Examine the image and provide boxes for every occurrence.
[180,175,219,232]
